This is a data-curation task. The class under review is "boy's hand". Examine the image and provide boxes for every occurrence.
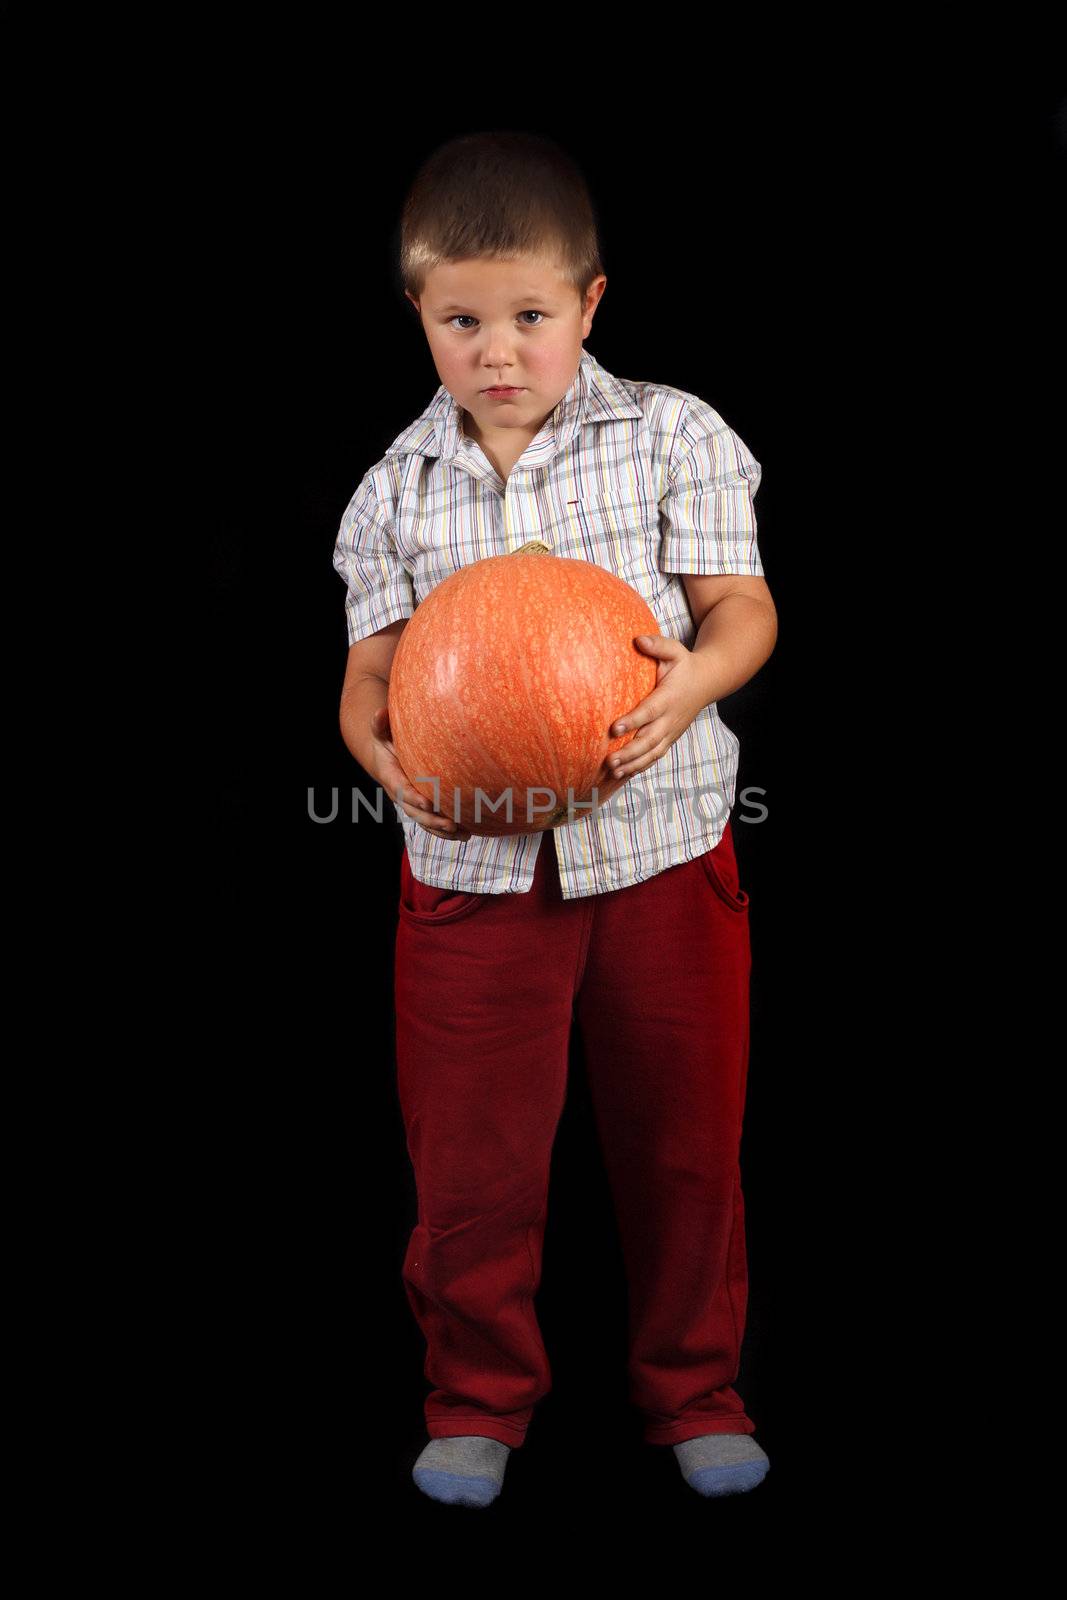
[367,706,472,841]
[602,635,715,782]
[557,633,714,820]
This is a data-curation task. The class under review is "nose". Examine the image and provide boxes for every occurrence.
[481,338,517,374]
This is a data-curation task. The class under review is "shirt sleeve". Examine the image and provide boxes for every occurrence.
[332,467,416,645]
[658,398,764,576]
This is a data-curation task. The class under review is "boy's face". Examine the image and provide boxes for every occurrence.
[406,254,606,444]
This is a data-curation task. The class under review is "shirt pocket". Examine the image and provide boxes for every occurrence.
[547,487,670,611]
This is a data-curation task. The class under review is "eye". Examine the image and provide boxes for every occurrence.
[447,311,546,330]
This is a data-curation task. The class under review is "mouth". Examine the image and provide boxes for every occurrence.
[482,386,524,394]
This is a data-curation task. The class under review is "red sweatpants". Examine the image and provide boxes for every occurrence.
[393,818,755,1449]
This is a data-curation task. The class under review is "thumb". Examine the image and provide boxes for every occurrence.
[634,632,677,653]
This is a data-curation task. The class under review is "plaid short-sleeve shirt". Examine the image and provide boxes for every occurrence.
[332,347,764,900]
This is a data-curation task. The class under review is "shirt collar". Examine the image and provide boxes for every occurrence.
[383,346,644,468]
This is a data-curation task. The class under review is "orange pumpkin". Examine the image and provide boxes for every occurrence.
[387,542,659,836]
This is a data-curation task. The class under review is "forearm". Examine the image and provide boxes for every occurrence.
[690,596,778,705]
[340,671,389,776]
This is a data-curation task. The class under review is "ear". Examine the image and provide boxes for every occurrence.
[405,291,420,313]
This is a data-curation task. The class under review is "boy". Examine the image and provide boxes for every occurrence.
[334,132,777,1507]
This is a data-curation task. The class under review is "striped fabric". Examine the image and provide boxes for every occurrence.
[332,347,764,900]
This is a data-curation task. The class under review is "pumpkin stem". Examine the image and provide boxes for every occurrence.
[515,540,553,556]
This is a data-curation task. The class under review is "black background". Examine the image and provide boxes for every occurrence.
[189,68,1064,1548]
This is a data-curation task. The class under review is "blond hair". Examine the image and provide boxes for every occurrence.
[398,130,604,306]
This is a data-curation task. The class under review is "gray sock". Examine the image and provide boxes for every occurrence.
[412,1435,512,1507]
[673,1433,770,1497]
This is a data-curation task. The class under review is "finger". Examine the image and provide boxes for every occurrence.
[635,633,682,656]
[396,791,470,833]
[400,784,467,830]
[406,808,471,839]
[610,723,660,771]
[377,753,428,811]
[391,779,432,814]
[398,795,433,819]
[611,704,659,739]
[612,740,665,777]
